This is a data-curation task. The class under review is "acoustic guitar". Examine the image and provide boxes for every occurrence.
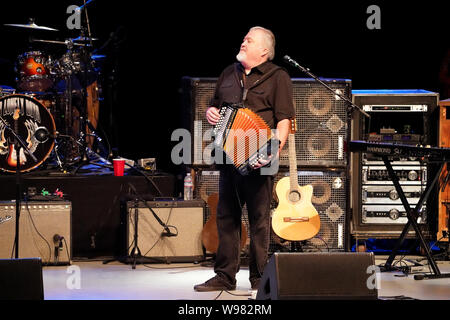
[271,119,321,241]
[201,192,248,253]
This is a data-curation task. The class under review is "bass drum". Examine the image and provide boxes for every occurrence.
[0,94,56,172]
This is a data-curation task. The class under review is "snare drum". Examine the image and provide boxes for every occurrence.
[0,94,56,172]
[16,51,54,92]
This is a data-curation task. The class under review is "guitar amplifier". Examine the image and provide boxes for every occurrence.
[0,201,72,265]
[124,200,205,263]
[272,169,348,252]
[182,77,351,168]
[194,168,347,252]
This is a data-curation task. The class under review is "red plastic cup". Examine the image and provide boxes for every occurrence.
[113,159,125,176]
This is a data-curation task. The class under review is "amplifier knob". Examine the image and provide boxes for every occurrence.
[389,189,399,200]
[408,170,418,181]
[389,209,400,220]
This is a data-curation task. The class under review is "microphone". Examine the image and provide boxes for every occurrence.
[283,55,308,72]
[34,127,58,143]
[53,234,64,242]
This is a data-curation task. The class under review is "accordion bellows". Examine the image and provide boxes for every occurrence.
[213,104,277,175]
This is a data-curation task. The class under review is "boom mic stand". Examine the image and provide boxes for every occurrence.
[283,54,365,252]
[0,115,37,259]
[283,55,370,119]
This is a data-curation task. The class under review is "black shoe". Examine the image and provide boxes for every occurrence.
[194,275,236,292]
[250,278,260,290]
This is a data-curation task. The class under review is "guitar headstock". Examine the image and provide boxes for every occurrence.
[13,108,20,120]
[290,118,297,134]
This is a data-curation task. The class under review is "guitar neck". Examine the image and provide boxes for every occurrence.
[288,133,298,190]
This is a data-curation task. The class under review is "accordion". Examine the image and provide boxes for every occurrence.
[213,104,278,175]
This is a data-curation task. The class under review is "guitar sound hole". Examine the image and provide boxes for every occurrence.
[289,190,301,202]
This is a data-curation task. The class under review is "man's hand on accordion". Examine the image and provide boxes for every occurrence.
[206,106,220,125]
[251,149,280,170]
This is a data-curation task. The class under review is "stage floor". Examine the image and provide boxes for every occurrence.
[42,255,450,300]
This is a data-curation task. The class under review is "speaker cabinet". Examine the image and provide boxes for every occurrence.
[194,168,347,252]
[256,252,378,300]
[273,169,348,252]
[0,258,44,300]
[0,201,72,264]
[182,77,351,168]
[125,200,205,262]
[280,79,351,167]
[438,99,450,241]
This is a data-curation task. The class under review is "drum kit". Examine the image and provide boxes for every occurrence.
[0,17,108,174]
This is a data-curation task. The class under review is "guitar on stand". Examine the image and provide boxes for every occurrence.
[271,119,320,243]
[201,192,248,256]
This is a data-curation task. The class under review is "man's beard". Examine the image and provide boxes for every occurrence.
[236,50,246,62]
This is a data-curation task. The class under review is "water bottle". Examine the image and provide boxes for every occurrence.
[183,173,193,200]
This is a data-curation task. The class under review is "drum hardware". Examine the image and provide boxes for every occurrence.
[30,38,91,48]
[63,1,111,173]
[72,36,99,42]
[4,1,110,173]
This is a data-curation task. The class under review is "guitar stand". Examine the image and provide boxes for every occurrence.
[380,155,450,280]
[290,241,306,252]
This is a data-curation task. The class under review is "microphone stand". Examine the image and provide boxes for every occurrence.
[283,54,368,252]
[0,115,37,259]
[283,55,370,119]
[103,182,177,268]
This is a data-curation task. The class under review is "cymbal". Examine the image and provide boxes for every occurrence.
[4,22,58,32]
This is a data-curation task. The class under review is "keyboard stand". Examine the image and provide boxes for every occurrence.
[381,156,450,280]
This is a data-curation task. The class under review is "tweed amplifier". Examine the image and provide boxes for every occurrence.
[125,200,205,263]
[0,201,71,265]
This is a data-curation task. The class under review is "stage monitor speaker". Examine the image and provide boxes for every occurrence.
[182,77,351,168]
[125,200,205,263]
[0,201,72,265]
[256,252,378,300]
[0,258,44,300]
[438,99,450,242]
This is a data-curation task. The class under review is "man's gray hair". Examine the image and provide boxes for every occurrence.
[250,26,276,61]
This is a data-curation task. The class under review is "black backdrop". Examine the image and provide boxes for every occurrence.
[0,1,448,177]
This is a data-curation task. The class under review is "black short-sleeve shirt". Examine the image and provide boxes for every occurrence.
[211,61,295,128]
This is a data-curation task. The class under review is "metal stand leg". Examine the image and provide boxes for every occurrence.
[381,156,450,280]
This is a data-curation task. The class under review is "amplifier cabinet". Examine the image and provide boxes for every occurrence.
[194,168,347,252]
[0,201,72,265]
[125,200,205,263]
[273,169,348,252]
[182,77,351,168]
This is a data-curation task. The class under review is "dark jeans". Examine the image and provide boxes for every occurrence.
[214,165,274,285]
